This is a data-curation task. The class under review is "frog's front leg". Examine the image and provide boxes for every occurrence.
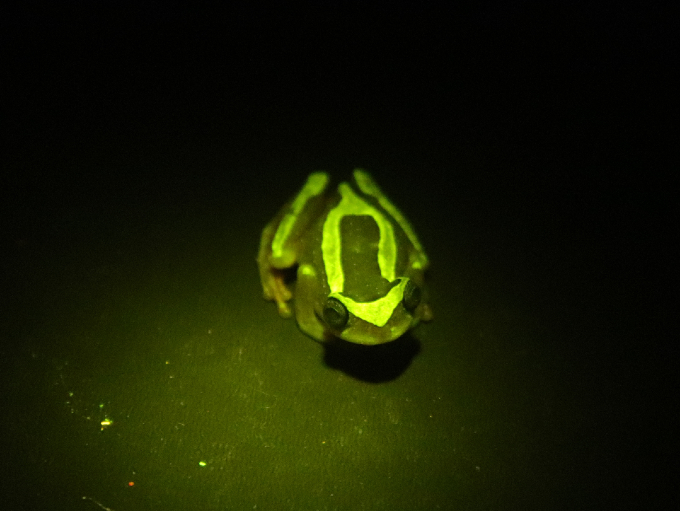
[257,220,294,318]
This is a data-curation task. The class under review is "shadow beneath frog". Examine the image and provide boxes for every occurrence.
[321,334,421,383]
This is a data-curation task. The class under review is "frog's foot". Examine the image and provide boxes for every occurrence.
[260,268,293,318]
[275,298,293,318]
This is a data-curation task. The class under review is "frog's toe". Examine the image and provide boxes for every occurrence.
[271,281,292,304]
[262,286,274,300]
[262,270,292,302]
[276,301,293,318]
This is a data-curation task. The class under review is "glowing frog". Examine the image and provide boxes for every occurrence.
[257,169,432,345]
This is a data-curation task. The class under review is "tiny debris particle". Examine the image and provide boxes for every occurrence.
[199,461,207,467]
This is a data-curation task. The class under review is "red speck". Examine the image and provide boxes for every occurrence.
[128,482,135,487]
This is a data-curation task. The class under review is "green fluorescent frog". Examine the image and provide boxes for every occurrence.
[257,169,432,345]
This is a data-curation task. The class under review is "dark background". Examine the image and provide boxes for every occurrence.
[1,1,674,509]
[2,2,672,246]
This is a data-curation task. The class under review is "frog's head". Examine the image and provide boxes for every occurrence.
[322,278,424,345]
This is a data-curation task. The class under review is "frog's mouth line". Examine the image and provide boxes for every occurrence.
[314,300,413,342]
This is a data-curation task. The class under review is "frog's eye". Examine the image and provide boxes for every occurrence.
[403,280,421,312]
[323,297,348,330]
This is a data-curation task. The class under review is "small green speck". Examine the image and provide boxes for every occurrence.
[199,461,207,467]
[99,403,104,409]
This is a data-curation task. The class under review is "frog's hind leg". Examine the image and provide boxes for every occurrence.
[257,221,294,318]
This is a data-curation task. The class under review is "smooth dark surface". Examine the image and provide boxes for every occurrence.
[1,3,672,510]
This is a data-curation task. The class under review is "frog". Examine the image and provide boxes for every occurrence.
[257,169,432,345]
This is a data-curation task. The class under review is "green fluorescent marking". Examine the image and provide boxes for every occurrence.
[322,182,396,293]
[330,279,409,327]
[272,172,329,259]
[353,169,429,269]
[322,180,407,326]
[298,264,316,278]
